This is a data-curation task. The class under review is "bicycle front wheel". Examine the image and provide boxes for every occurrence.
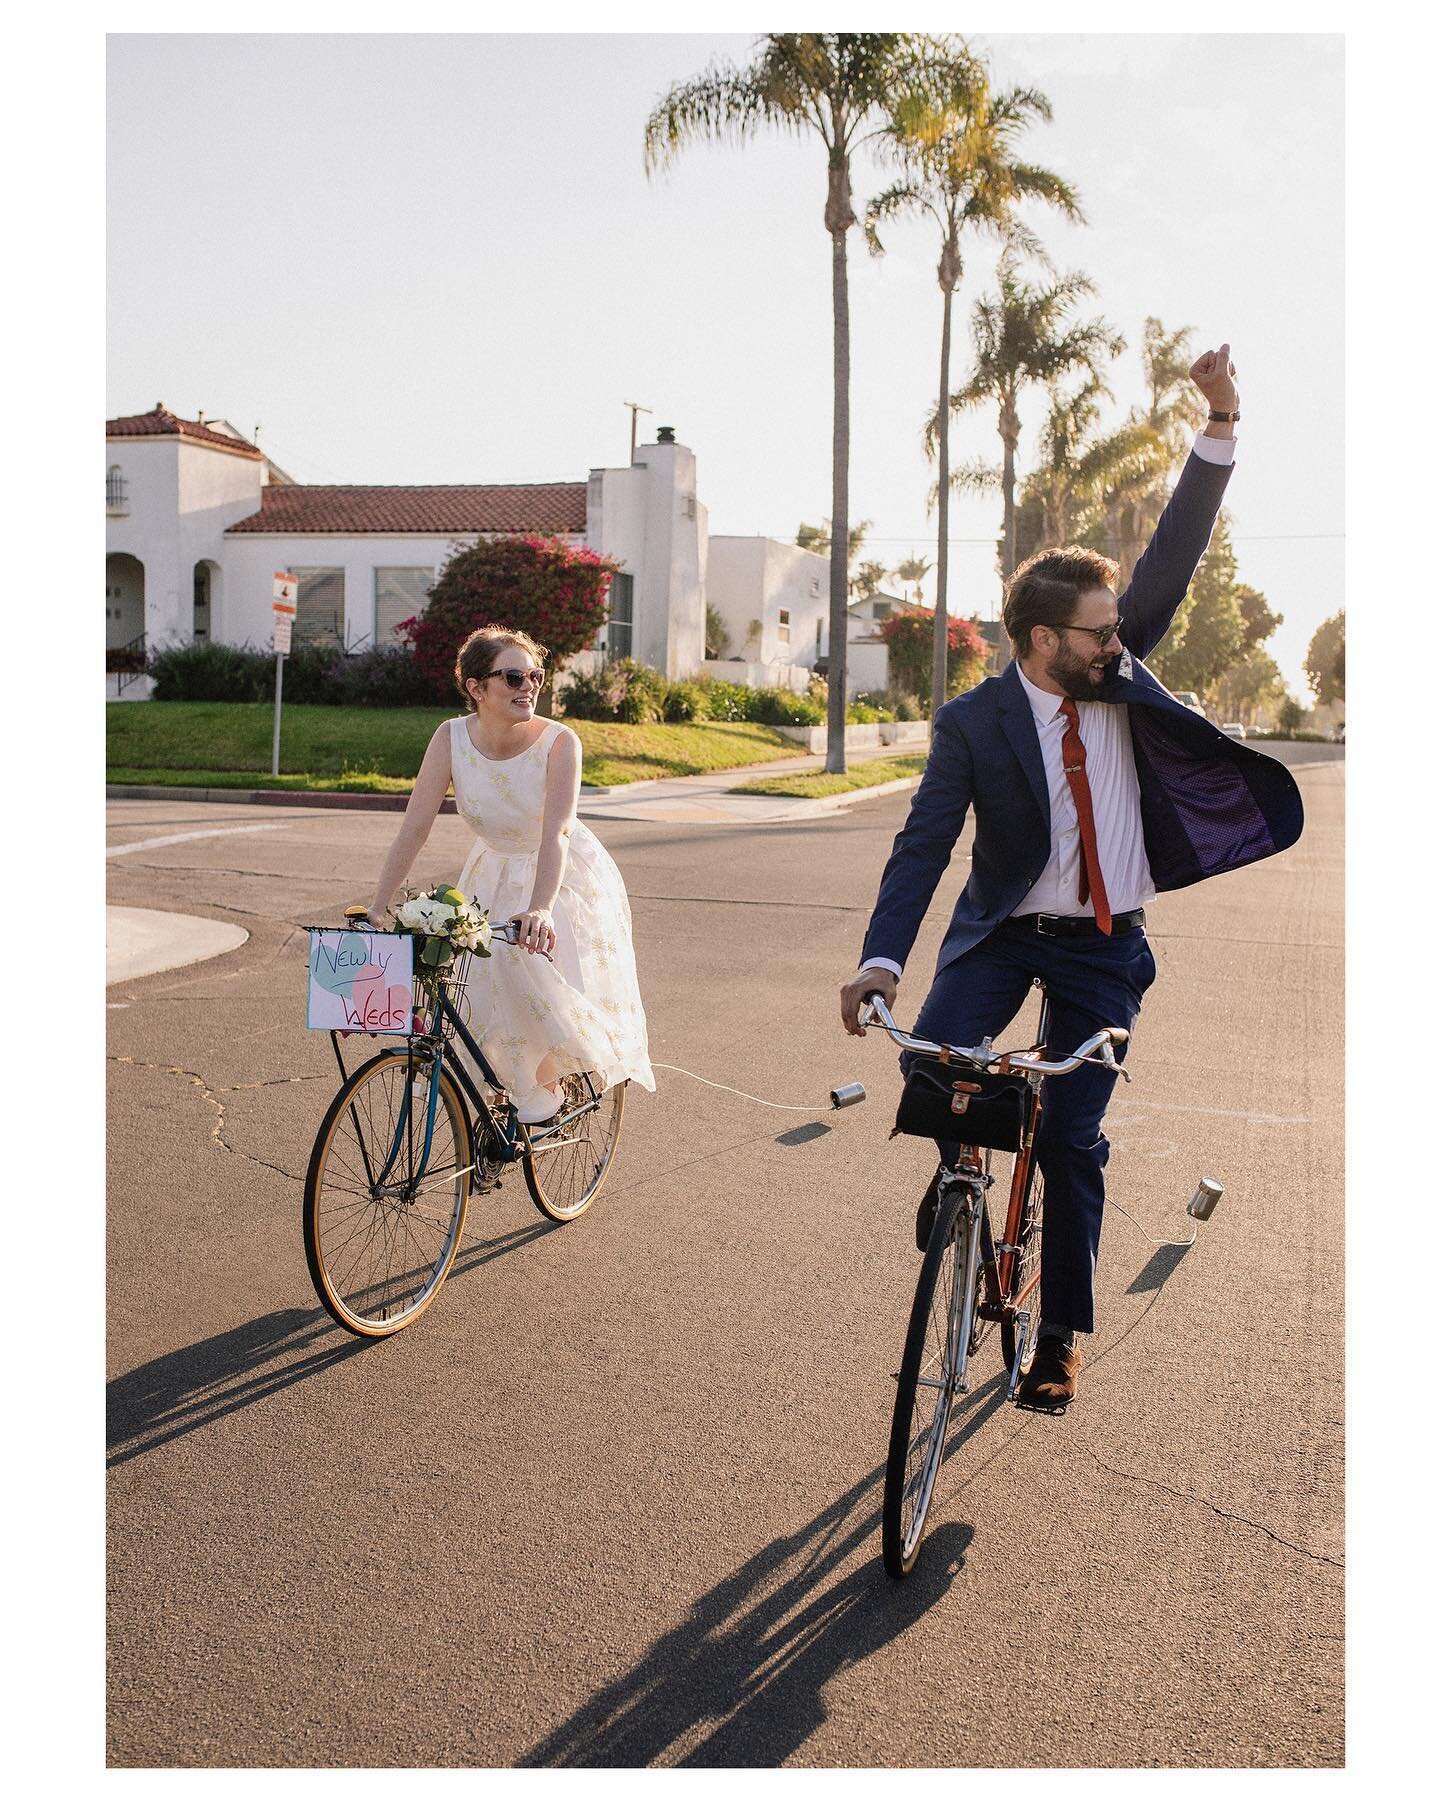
[883,1187,973,1579]
[304,1048,472,1338]
[523,1076,626,1223]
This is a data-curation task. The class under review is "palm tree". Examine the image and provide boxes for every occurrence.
[944,255,1125,589]
[1098,316,1206,584]
[868,54,1082,710]
[894,554,933,603]
[1023,373,1170,549]
[850,558,891,600]
[645,34,906,773]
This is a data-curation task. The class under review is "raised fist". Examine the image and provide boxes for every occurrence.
[1189,343,1238,412]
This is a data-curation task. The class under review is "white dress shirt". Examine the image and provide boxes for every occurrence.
[1010,663,1154,919]
[859,430,1235,979]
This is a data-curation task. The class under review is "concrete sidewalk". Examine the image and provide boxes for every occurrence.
[106,741,927,826]
[106,905,249,986]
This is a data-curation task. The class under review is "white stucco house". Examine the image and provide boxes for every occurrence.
[105,405,871,695]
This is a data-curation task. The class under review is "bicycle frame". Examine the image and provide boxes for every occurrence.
[327,977,607,1196]
[865,979,1117,1401]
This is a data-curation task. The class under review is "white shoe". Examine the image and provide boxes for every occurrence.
[516,1085,564,1125]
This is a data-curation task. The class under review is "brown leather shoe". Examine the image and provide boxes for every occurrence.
[1015,1338,1083,1413]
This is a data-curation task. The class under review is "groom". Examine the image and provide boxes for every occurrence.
[840,345,1303,1412]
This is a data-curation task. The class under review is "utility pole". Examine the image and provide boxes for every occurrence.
[624,401,652,463]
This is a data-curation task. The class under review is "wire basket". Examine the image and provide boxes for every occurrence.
[409,937,476,1036]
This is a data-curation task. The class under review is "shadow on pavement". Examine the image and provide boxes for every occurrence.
[773,1122,831,1146]
[1125,1241,1191,1295]
[107,1221,550,1469]
[520,1375,1009,1768]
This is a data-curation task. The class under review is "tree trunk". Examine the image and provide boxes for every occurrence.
[826,189,852,775]
[932,282,953,715]
[1000,399,1020,584]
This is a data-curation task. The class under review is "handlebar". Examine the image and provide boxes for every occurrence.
[857,992,1131,1083]
[340,908,539,954]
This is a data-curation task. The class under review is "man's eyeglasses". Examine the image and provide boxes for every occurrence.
[481,666,546,690]
[1058,621,1122,648]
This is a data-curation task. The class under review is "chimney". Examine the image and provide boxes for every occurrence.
[656,425,676,445]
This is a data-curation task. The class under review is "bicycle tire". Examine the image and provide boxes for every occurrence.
[882,1186,972,1579]
[522,1076,626,1223]
[304,1047,471,1337]
[1000,1160,1044,1377]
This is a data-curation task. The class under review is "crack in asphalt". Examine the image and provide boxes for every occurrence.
[1074,1444,1345,1569]
[107,1056,313,1183]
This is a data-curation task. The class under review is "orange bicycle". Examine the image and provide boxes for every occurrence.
[859,984,1130,1577]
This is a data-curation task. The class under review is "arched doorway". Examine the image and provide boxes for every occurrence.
[193,559,222,643]
[105,553,145,651]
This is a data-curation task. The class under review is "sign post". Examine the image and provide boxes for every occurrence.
[271,573,297,778]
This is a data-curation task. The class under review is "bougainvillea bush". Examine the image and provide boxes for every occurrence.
[399,534,620,701]
[877,606,987,701]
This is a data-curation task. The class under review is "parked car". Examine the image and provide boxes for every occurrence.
[1219,722,1247,739]
[1173,690,1207,718]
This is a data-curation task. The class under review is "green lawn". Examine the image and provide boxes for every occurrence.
[105,703,798,789]
[729,753,927,799]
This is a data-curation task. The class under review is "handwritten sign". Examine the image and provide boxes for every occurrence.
[307,929,414,1034]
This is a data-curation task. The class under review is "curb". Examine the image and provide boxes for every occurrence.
[107,784,459,813]
[106,767,923,816]
[727,774,922,814]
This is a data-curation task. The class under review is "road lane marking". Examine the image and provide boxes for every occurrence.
[106,824,291,859]
[1111,1099,1312,1125]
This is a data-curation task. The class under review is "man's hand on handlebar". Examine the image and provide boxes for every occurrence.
[841,966,898,1037]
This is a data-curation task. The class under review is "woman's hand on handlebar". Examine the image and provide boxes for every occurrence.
[513,908,557,956]
[840,966,898,1037]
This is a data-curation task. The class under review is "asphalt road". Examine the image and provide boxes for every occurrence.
[106,745,1343,1768]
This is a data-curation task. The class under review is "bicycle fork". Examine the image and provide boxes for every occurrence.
[947,1184,985,1399]
[1006,1308,1036,1402]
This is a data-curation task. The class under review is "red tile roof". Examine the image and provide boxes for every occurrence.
[106,403,264,458]
[224,483,588,536]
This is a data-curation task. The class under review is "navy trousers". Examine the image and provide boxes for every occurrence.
[906,917,1157,1334]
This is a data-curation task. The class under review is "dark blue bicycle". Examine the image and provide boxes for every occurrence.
[302,909,626,1338]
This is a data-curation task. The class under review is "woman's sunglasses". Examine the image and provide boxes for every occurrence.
[480,666,546,691]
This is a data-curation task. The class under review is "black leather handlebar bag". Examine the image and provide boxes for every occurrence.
[891,1061,1027,1152]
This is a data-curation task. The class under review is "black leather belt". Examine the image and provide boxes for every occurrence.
[1009,909,1146,938]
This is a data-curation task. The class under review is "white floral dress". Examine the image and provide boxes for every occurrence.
[448,716,654,1098]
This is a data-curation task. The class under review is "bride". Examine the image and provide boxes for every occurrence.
[367,625,654,1122]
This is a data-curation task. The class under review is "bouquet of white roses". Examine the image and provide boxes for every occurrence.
[393,883,493,978]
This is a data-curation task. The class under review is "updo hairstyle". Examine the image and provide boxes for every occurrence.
[454,626,549,711]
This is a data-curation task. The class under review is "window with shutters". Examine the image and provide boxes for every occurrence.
[374,567,433,643]
[292,567,346,646]
[607,572,634,659]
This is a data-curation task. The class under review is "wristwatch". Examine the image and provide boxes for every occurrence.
[1208,409,1240,422]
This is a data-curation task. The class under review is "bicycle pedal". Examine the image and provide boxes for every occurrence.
[1012,1395,1072,1416]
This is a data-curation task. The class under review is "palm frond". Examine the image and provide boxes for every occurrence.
[643,65,786,173]
[864,179,929,254]
[1006,161,1084,223]
[948,458,1003,495]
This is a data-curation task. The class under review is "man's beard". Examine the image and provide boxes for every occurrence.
[1044,643,1111,700]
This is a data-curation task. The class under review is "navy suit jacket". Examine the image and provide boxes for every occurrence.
[860,450,1305,977]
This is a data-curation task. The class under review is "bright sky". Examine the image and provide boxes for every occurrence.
[106,29,1341,695]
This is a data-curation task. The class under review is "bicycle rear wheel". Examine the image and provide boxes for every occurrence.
[304,1048,471,1337]
[523,1076,626,1222]
[883,1185,974,1578]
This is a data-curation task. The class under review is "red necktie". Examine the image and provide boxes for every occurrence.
[1058,698,1112,935]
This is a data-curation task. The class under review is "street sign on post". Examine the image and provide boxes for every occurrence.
[271,572,298,777]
